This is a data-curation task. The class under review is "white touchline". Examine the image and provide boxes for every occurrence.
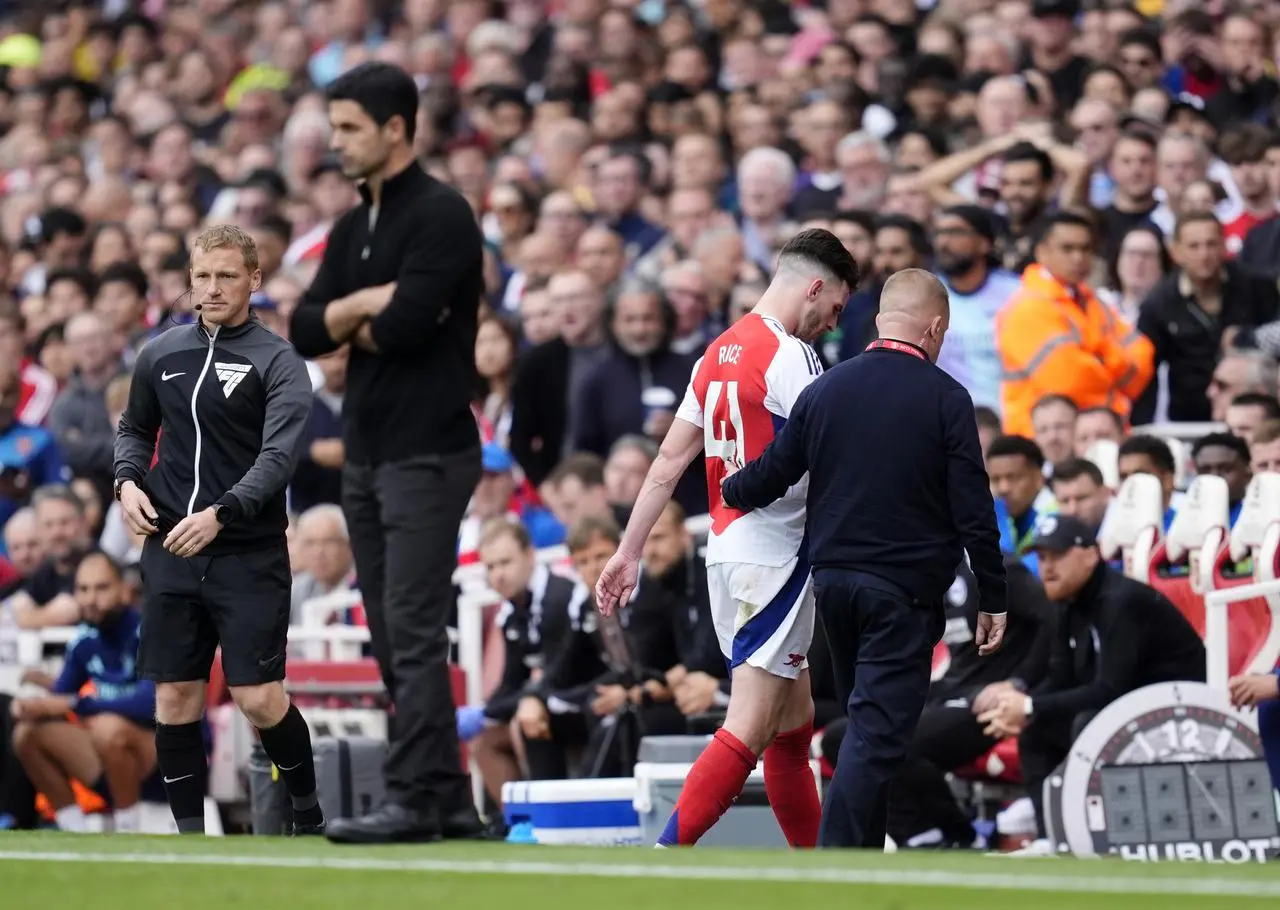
[0,851,1278,898]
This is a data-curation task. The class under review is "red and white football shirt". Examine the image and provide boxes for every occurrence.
[675,313,823,568]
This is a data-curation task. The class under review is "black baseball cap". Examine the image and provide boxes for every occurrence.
[1030,514,1097,553]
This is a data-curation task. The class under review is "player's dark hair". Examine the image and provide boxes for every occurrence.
[97,261,148,298]
[1253,419,1280,446]
[1078,406,1125,434]
[478,517,532,552]
[987,435,1045,470]
[1118,434,1176,474]
[1117,28,1161,59]
[1036,210,1096,246]
[255,213,294,244]
[1032,394,1079,417]
[832,209,876,237]
[1173,210,1221,240]
[1218,123,1273,166]
[45,267,96,300]
[876,213,931,257]
[1229,392,1280,420]
[974,405,1002,433]
[1051,457,1105,488]
[1003,142,1054,182]
[31,483,86,516]
[777,228,860,291]
[567,514,622,552]
[327,62,419,142]
[547,452,606,489]
[77,548,124,581]
[1192,431,1251,464]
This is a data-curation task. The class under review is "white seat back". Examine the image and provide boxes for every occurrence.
[1164,475,1229,593]
[1098,473,1164,580]
[1084,439,1120,490]
[1229,473,1280,566]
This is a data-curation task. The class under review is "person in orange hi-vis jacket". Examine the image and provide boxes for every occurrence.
[996,211,1154,438]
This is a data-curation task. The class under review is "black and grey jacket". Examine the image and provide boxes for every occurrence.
[484,564,591,723]
[113,317,312,554]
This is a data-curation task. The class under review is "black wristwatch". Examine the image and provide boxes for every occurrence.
[113,477,131,502]
[214,503,234,526]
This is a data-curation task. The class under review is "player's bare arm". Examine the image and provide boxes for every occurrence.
[595,416,704,617]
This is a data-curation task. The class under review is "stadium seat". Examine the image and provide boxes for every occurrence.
[1098,472,1164,582]
[1218,474,1280,676]
[1083,439,1119,490]
[930,640,950,682]
[1149,475,1231,641]
[953,737,1022,784]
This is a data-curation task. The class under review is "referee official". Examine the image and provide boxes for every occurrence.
[113,225,321,835]
[290,63,486,844]
[722,268,1008,849]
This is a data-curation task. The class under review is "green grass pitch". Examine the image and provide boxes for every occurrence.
[3,831,1280,909]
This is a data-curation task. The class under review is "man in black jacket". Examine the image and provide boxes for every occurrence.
[509,269,609,487]
[288,62,486,844]
[978,515,1206,852]
[462,519,592,808]
[543,515,683,778]
[1133,212,1279,423]
[722,268,1008,849]
[114,225,321,837]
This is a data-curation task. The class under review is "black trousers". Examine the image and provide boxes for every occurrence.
[0,694,36,828]
[1019,710,1096,838]
[887,705,1000,844]
[343,449,481,814]
[814,568,943,848]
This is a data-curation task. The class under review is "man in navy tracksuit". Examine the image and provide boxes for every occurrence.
[722,269,1007,849]
[9,551,155,832]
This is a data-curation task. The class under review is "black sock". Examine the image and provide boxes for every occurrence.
[257,704,321,823]
[155,722,207,834]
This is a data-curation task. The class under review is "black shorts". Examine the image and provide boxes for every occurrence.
[137,537,291,688]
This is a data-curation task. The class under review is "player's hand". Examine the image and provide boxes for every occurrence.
[975,612,1007,656]
[665,665,689,689]
[359,283,397,317]
[979,692,1027,738]
[515,696,550,740]
[119,481,160,537]
[1228,673,1280,709]
[595,551,639,618]
[591,684,629,717]
[630,679,671,705]
[164,507,222,558]
[972,681,1017,715]
[674,671,720,716]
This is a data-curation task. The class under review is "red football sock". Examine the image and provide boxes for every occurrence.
[763,721,820,848]
[658,728,756,846]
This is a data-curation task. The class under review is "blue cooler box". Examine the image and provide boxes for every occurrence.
[502,778,642,845]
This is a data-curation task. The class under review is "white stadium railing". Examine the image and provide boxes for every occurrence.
[5,512,715,711]
[1205,578,1280,691]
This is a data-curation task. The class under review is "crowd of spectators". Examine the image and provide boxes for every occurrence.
[0,0,1279,840]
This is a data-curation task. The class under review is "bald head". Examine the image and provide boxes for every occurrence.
[876,269,950,362]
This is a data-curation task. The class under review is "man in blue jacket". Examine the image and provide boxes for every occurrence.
[722,268,1007,849]
[10,551,156,833]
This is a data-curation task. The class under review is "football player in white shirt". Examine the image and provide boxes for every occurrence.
[596,230,858,847]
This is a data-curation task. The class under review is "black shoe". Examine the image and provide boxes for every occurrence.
[325,803,442,845]
[291,819,327,837]
[439,805,494,841]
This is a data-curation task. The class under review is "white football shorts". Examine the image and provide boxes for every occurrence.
[706,555,815,680]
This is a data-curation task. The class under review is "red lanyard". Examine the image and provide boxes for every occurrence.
[865,339,927,361]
